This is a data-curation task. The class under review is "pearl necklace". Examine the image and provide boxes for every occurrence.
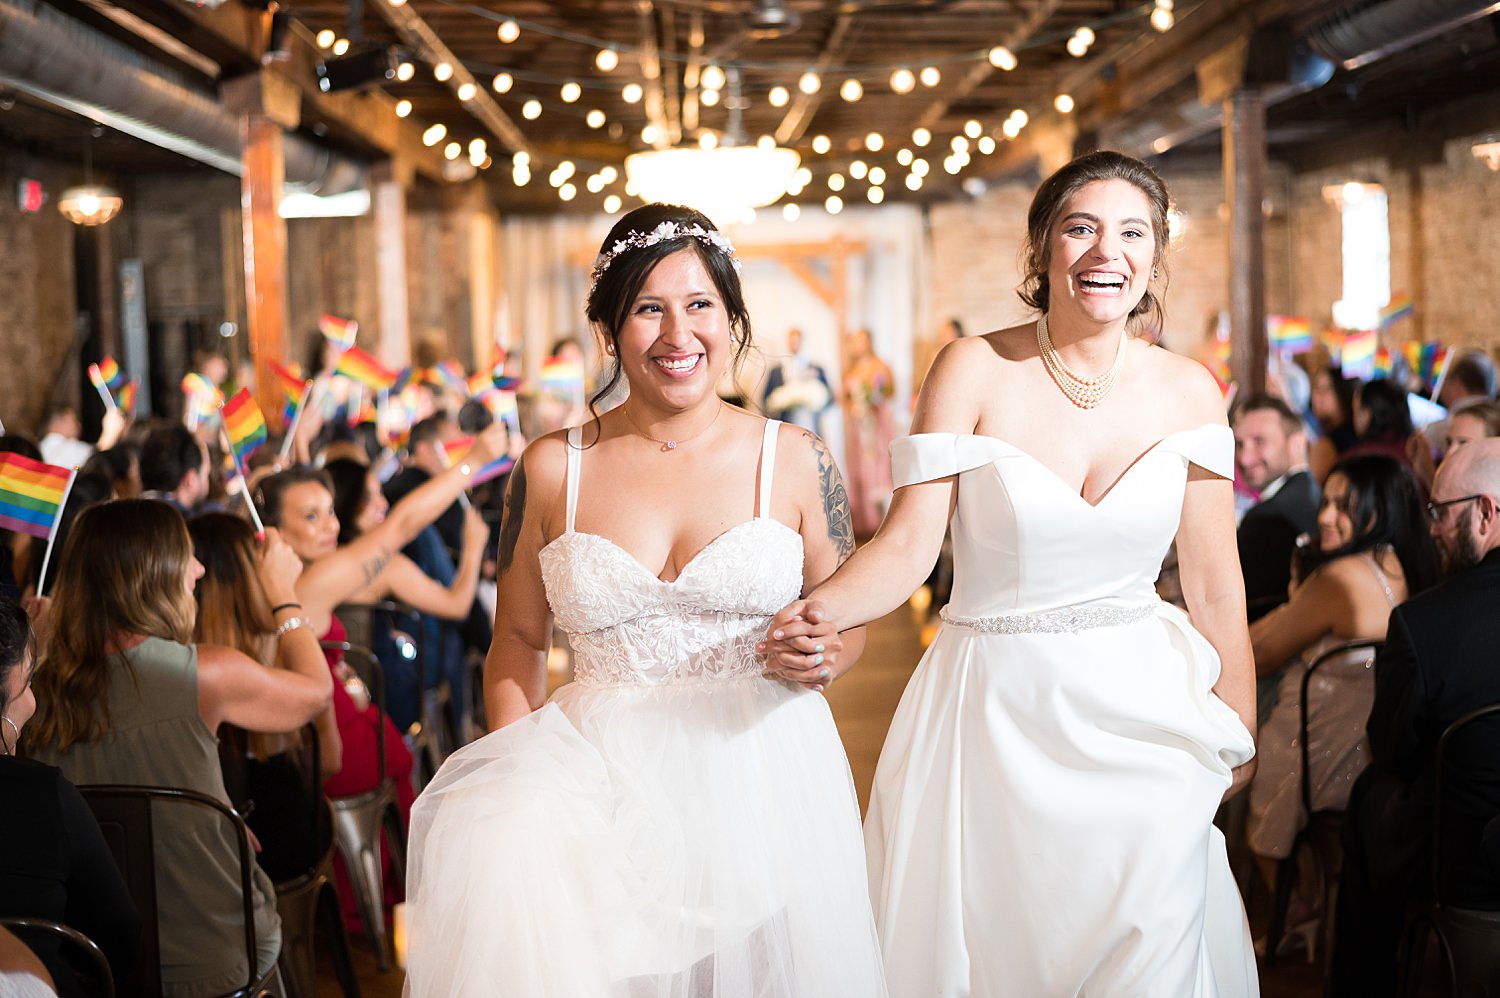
[623,400,725,452]
[1036,314,1127,410]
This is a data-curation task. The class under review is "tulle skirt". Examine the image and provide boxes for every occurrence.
[404,675,886,997]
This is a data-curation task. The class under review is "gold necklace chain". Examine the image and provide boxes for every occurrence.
[1036,313,1127,410]
[623,400,725,452]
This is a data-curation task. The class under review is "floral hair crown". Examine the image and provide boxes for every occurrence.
[589,220,742,292]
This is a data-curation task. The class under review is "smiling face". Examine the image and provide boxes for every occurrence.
[278,480,341,560]
[616,248,732,412]
[1444,412,1491,457]
[1045,179,1157,330]
[356,471,389,534]
[1317,471,1357,551]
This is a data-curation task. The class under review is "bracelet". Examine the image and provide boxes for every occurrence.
[271,602,302,615]
[275,616,308,638]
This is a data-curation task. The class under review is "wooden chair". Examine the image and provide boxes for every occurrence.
[1265,638,1383,974]
[0,916,115,998]
[1397,702,1500,998]
[78,784,279,998]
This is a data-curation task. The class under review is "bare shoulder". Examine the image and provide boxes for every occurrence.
[517,427,574,493]
[196,642,253,673]
[776,422,856,560]
[1137,343,1227,426]
[915,326,1030,434]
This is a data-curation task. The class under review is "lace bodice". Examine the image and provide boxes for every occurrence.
[539,421,804,688]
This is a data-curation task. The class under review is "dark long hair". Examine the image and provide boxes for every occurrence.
[323,458,372,546]
[254,465,334,528]
[1356,378,1414,443]
[1018,150,1171,334]
[583,203,753,423]
[1307,454,1440,594]
[0,590,34,720]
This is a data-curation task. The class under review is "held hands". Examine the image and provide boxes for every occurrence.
[257,527,305,603]
[758,600,845,692]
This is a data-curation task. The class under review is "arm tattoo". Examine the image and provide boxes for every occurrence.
[361,549,391,586]
[497,460,528,575]
[805,431,855,561]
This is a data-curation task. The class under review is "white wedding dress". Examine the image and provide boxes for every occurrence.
[866,425,1259,997]
[405,420,886,998]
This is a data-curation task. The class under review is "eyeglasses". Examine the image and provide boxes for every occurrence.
[1426,494,1487,522]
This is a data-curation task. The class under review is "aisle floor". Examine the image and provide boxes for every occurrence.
[317,603,1325,998]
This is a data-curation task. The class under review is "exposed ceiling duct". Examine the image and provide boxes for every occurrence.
[0,0,364,195]
[1304,0,1500,70]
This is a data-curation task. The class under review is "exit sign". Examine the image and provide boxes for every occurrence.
[17,178,44,213]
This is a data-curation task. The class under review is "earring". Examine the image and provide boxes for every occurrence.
[1,715,18,755]
[1152,267,1159,280]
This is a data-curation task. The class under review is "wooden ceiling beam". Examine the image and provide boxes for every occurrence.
[773,13,857,147]
[916,0,1063,131]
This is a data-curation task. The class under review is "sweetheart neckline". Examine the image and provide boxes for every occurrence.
[910,423,1226,509]
[540,517,803,586]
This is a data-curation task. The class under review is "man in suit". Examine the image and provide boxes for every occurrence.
[1233,394,1320,623]
[1330,438,1500,997]
[761,328,832,433]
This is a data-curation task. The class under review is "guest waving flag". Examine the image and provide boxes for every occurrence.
[221,388,268,465]
[335,345,397,391]
[440,435,513,486]
[87,362,119,413]
[0,451,79,595]
[116,379,139,418]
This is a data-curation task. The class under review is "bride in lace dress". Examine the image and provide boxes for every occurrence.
[403,204,887,997]
[767,152,1260,996]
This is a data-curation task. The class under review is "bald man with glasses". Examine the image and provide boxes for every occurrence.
[1331,438,1500,996]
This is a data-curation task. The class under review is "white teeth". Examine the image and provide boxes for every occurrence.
[1080,273,1125,285]
[656,356,699,371]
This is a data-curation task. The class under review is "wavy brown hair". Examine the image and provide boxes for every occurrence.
[26,499,196,752]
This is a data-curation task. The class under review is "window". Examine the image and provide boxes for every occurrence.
[1327,181,1390,330]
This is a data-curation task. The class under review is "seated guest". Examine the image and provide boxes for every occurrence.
[189,513,342,884]
[1443,400,1500,459]
[25,499,332,997]
[81,442,141,499]
[1347,378,1429,491]
[1331,439,1500,997]
[1233,394,1320,623]
[138,423,211,516]
[1422,348,1498,460]
[1309,366,1360,483]
[1246,455,1439,941]
[323,458,487,734]
[0,592,139,997]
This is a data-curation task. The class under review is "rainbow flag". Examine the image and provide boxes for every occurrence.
[441,436,515,486]
[320,314,358,351]
[483,390,519,424]
[1268,316,1314,354]
[1320,328,1343,365]
[269,361,306,422]
[540,356,584,391]
[221,388,268,463]
[1340,328,1378,380]
[389,366,415,397]
[1425,345,1451,392]
[1402,341,1423,375]
[1373,346,1394,379]
[427,362,468,396]
[116,380,138,416]
[335,346,397,390]
[94,356,125,389]
[0,453,73,540]
[181,372,224,421]
[1379,294,1414,329]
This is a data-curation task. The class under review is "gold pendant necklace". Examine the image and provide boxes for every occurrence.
[623,400,725,452]
[1036,314,1127,410]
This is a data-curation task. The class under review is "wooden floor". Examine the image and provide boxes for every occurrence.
[316,600,1326,998]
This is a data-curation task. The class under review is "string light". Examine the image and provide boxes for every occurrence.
[943,156,962,175]
[469,138,486,156]
[315,29,335,48]
[783,203,800,221]
[841,79,864,102]
[828,173,846,191]
[497,19,520,43]
[561,82,581,102]
[457,82,477,101]
[422,124,447,146]
[1010,109,1029,127]
[890,68,915,94]
[596,48,619,72]
[396,62,415,82]
[869,166,887,185]
[865,132,883,152]
[1151,4,1174,31]
[641,124,661,144]
[513,165,531,186]
[896,148,913,166]
[798,72,821,94]
[868,186,884,204]
[699,131,719,150]
[514,151,530,167]
[825,194,843,214]
[560,183,576,201]
[395,99,412,118]
[522,99,542,119]
[586,109,606,128]
[1054,93,1075,113]
[795,167,812,186]
[586,174,605,193]
[919,66,940,87]
[912,158,930,177]
[622,82,643,103]
[434,62,452,82]
[493,73,513,93]
[555,160,576,180]
[964,120,982,138]
[444,141,460,160]
[912,127,931,147]
[758,135,776,150]
[978,135,997,154]
[604,194,622,213]
[701,89,721,106]
[811,135,831,155]
[951,136,969,152]
[600,166,618,183]
[769,85,789,107]
[906,173,923,191]
[332,38,350,56]
[849,161,867,179]
[988,46,1017,71]
[1076,26,1096,45]
[702,65,727,91]
[1002,119,1021,138]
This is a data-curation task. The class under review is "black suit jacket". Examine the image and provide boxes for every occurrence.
[1366,548,1500,907]
[1238,470,1320,621]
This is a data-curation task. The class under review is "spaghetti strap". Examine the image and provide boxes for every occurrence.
[1360,550,1397,606]
[757,420,782,519]
[565,426,582,533]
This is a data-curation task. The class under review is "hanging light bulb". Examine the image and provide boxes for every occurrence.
[701,89,720,107]
[1151,6,1174,31]
[919,66,940,87]
[867,186,884,204]
[560,82,581,103]
[825,194,843,215]
[395,99,412,118]
[457,82,477,101]
[943,156,962,175]
[560,183,576,201]
[964,120,982,138]
[912,127,931,147]
[890,68,915,94]
[702,64,727,91]
[444,141,461,160]
[798,72,821,94]
[978,135,997,154]
[896,148,913,166]
[492,72,513,93]
[315,29,335,49]
[1066,33,1089,57]
[522,99,541,119]
[596,48,619,72]
[905,173,923,191]
[828,173,846,191]
[849,161,867,180]
[699,131,719,150]
[1075,26,1096,46]
[332,38,350,56]
[604,194,622,213]
[555,160,576,181]
[512,165,531,186]
[951,136,970,153]
[622,83,643,103]
[600,165,618,183]
[769,85,790,108]
[497,19,520,43]
[586,109,606,128]
[811,135,831,155]
[586,174,606,193]
[434,62,453,82]
[641,123,661,144]
[865,132,883,152]
[513,151,530,168]
[469,138,486,157]
[1010,108,1029,127]
[396,62,415,82]
[1054,93,1075,113]
[422,123,447,146]
[795,166,812,186]
[987,46,1017,71]
[782,203,800,221]
[869,166,887,185]
[840,78,863,102]
[912,158,930,177]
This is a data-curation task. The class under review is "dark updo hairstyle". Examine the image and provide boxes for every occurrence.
[1018,150,1171,335]
[0,590,34,719]
[583,203,753,422]
[253,465,335,528]
[324,457,372,546]
[1355,377,1413,443]
[1305,454,1439,594]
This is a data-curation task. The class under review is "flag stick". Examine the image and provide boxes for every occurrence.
[87,364,118,413]
[35,466,80,599]
[219,418,266,539]
[279,381,314,459]
[435,445,474,511]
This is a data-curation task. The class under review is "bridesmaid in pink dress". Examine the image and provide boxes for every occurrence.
[841,328,896,537]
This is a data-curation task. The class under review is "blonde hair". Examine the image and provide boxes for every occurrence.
[27,499,196,751]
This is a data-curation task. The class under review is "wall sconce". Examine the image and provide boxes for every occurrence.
[1472,139,1500,171]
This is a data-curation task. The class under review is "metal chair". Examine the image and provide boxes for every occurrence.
[1265,638,1383,974]
[1397,702,1500,998]
[321,638,405,973]
[78,784,280,998]
[0,916,115,998]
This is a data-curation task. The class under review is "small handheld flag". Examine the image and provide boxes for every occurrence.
[1378,294,1414,330]
[95,356,124,389]
[335,346,397,391]
[0,453,73,541]
[87,364,118,413]
[1340,328,1378,380]
[441,436,515,487]
[116,380,138,417]
[319,314,358,351]
[1268,316,1314,355]
[221,388,268,464]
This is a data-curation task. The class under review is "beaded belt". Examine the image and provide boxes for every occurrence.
[940,602,1157,635]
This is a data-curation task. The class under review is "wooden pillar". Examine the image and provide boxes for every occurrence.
[1224,88,1267,396]
[224,71,299,427]
[372,161,412,366]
